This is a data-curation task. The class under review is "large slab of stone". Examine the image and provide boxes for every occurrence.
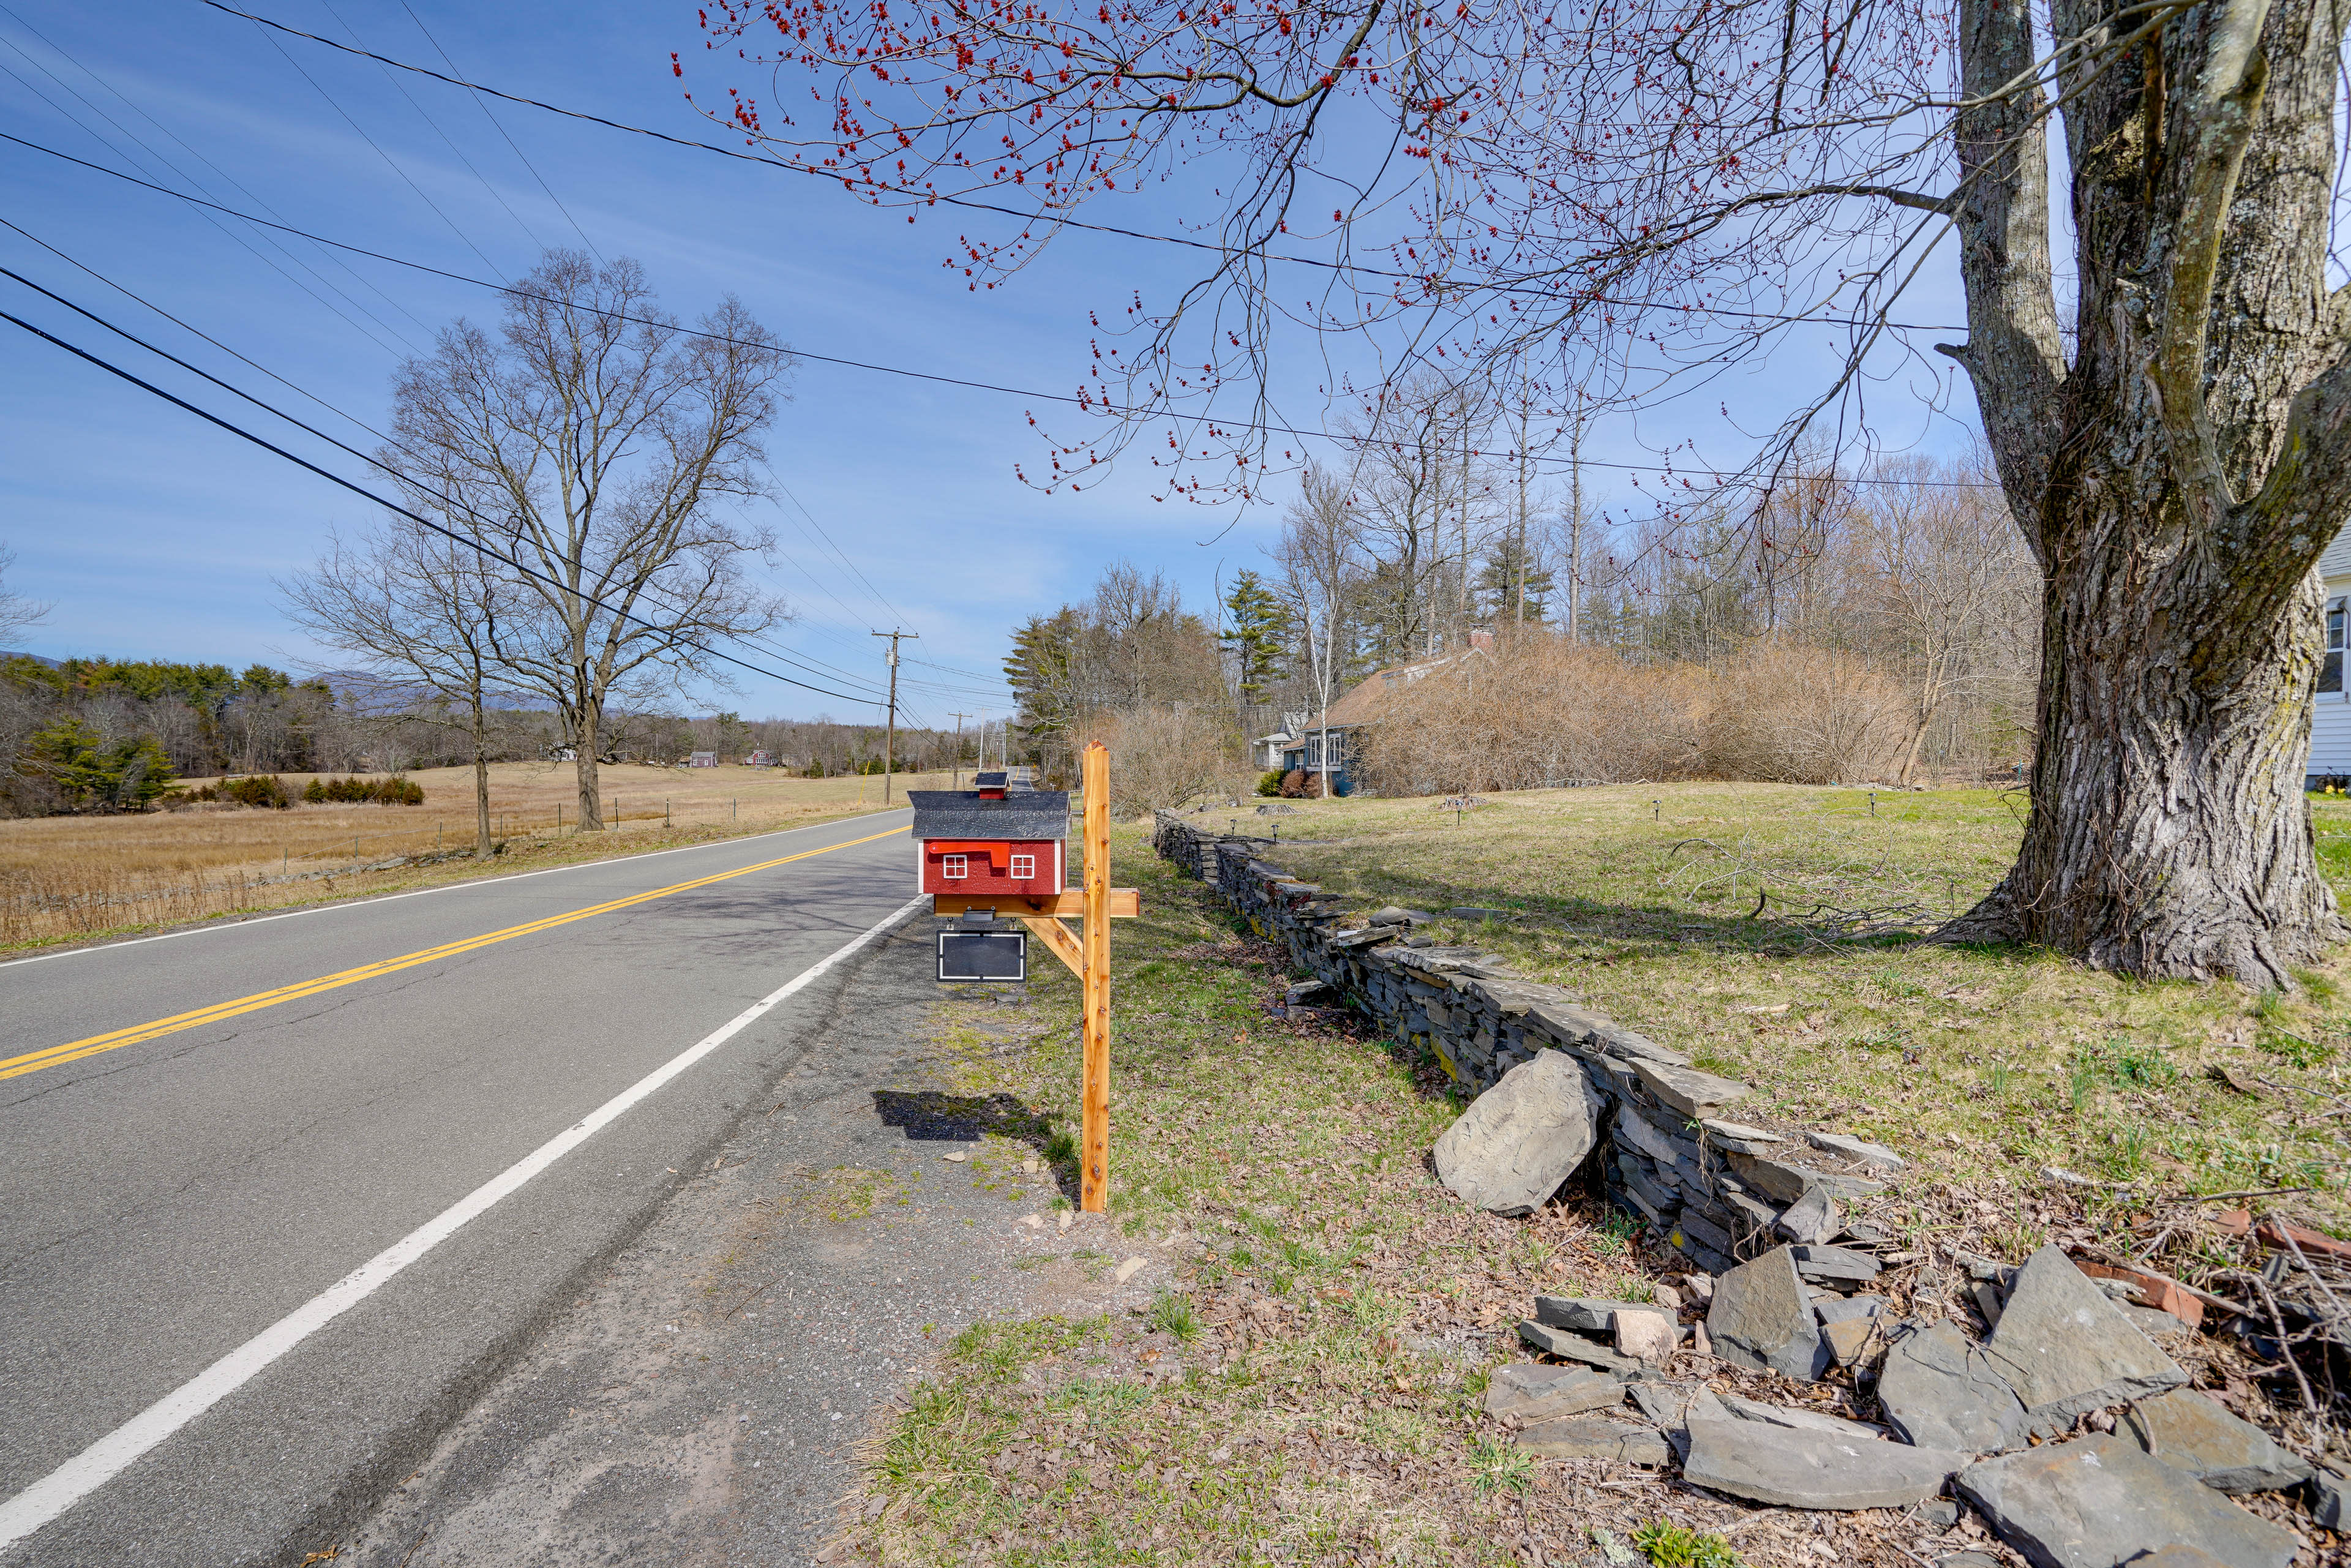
[1632,1059,1752,1117]
[2115,1389,2314,1493]
[1683,1418,1965,1509]
[1878,1321,2027,1455]
[1483,1364,1627,1424]
[1706,1246,1829,1381]
[1516,1416,1671,1465]
[1957,1435,2297,1568]
[1432,1050,1602,1214]
[1982,1247,2187,1430]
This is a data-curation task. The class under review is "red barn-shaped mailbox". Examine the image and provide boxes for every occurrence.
[908,773,1068,899]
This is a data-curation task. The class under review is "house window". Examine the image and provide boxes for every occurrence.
[942,853,969,880]
[1010,853,1036,879]
[2325,598,2347,694]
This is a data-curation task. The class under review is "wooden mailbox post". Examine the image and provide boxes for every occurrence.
[918,741,1133,1212]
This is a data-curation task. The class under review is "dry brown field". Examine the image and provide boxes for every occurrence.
[0,761,956,951]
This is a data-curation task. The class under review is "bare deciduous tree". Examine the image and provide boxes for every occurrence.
[388,251,793,831]
[707,0,2351,981]
[283,518,522,856]
[0,544,49,647]
[1854,457,2041,786]
[1275,462,1367,795]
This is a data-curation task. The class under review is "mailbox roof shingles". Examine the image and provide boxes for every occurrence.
[907,789,1071,842]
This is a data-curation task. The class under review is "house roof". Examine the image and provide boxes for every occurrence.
[1290,647,1490,735]
[907,789,1070,842]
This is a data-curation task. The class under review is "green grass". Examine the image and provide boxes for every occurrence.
[843,779,2351,1566]
[1630,1520,1742,1567]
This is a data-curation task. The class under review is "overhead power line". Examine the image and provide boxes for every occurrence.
[0,225,907,700]
[1,130,1997,492]
[0,303,882,708]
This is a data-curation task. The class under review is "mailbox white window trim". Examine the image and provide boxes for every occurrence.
[1010,853,1037,880]
[942,853,969,880]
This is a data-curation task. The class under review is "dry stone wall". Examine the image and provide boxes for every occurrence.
[1152,810,1895,1278]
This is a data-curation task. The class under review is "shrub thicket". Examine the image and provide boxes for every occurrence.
[1359,634,1911,795]
[303,775,426,806]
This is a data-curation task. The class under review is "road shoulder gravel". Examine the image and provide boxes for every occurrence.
[329,917,1173,1568]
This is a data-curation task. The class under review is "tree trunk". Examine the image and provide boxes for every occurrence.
[574,695,605,831]
[1938,0,2351,984]
[1948,510,2344,984]
[1897,709,1931,789]
[471,705,493,859]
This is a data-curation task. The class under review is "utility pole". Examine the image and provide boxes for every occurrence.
[948,711,971,788]
[870,629,918,803]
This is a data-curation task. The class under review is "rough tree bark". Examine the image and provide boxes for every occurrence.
[1940,0,2351,982]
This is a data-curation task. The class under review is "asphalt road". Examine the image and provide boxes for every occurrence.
[0,810,919,1566]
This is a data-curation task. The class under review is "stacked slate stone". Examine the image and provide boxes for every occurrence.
[1150,811,1897,1282]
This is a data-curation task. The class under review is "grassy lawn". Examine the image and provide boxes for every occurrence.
[842,784,2351,1568]
[1251,781,2351,1225]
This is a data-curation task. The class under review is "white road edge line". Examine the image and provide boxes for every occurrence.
[0,893,927,1553]
[0,808,912,969]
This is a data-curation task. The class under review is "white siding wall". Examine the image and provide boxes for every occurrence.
[2312,527,2351,779]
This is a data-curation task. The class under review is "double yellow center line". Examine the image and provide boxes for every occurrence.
[0,826,906,1083]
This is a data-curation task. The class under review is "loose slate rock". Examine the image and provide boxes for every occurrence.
[1537,1296,1657,1334]
[1706,1245,1829,1381]
[1684,1418,1965,1509]
[2116,1389,2315,1493]
[2121,1550,2233,1568]
[1614,1309,1679,1363]
[1806,1130,1907,1169]
[1956,1433,2297,1568]
[1712,1391,1891,1439]
[1814,1293,1888,1327]
[1777,1185,1842,1246]
[1793,1244,1883,1283]
[1432,1051,1603,1215]
[1483,1364,1628,1424]
[1517,1416,1671,1466]
[1878,1321,2027,1455]
[1517,1320,1638,1376]
[1982,1246,2187,1430]
[2314,1463,2349,1529]
[1820,1316,1875,1366]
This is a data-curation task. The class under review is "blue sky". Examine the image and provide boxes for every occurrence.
[0,0,1985,727]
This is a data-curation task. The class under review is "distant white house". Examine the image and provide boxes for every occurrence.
[1256,635,1494,794]
[2314,530,2351,786]
[688,751,718,768]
